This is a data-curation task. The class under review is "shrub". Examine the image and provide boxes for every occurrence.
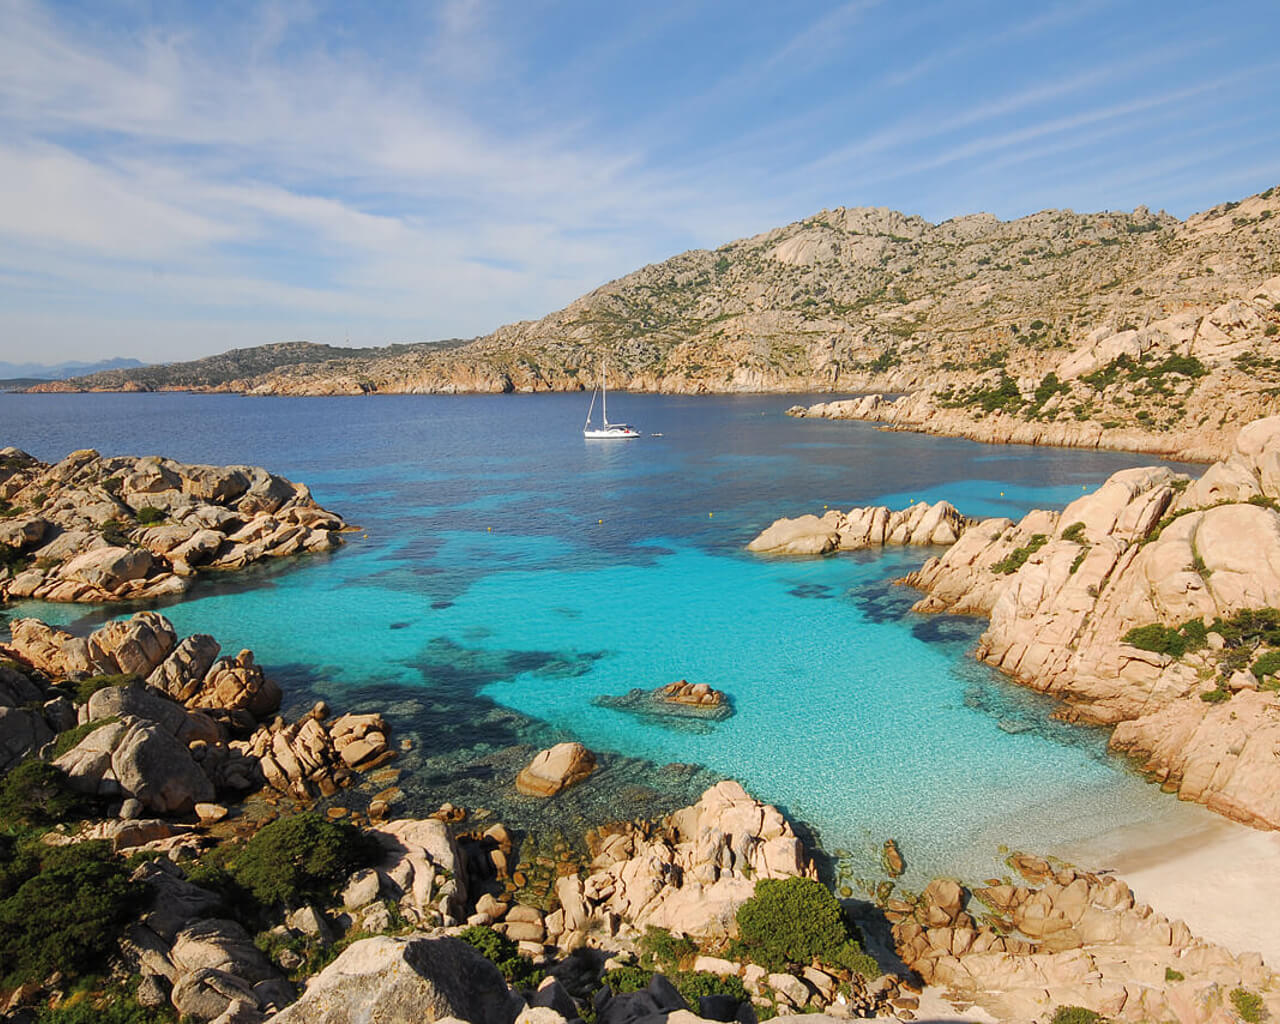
[1200,686,1231,703]
[75,673,139,705]
[34,996,172,1024]
[991,534,1048,575]
[230,812,376,910]
[134,506,167,526]
[1251,650,1280,681]
[0,841,137,985]
[1061,522,1087,544]
[0,760,87,827]
[1230,987,1264,1023]
[1051,1008,1106,1024]
[733,876,877,976]
[638,926,697,971]
[673,969,749,1005]
[605,964,655,994]
[456,925,544,989]
[1165,967,1184,982]
[1123,623,1192,658]
[1266,325,1278,337]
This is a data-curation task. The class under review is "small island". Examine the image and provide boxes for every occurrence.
[595,679,733,724]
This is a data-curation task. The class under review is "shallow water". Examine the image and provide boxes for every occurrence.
[2,392,1202,882]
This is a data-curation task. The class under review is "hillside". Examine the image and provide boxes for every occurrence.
[37,186,1280,458]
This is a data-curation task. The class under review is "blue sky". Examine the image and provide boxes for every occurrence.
[1,0,1279,364]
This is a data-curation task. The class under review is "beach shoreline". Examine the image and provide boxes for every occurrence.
[1058,803,1280,966]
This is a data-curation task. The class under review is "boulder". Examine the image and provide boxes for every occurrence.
[269,936,523,1024]
[516,742,597,797]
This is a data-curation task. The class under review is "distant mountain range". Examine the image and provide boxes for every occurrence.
[0,356,148,380]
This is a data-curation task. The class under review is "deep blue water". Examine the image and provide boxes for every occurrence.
[0,392,1203,881]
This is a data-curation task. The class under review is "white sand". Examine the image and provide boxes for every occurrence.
[1058,805,1280,966]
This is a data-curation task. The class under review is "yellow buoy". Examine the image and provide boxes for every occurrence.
[1000,492,1004,497]
[487,527,492,532]
[598,519,603,524]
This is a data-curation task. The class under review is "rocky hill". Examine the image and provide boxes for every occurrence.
[38,186,1280,456]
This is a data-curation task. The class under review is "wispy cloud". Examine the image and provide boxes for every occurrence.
[0,0,1277,362]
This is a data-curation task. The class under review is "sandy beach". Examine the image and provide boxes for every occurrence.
[1060,803,1280,966]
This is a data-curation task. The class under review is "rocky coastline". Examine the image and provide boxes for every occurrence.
[0,447,345,604]
[4,610,1278,1024]
[751,414,1280,833]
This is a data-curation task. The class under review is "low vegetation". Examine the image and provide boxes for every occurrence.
[991,534,1049,575]
[458,924,545,989]
[731,876,879,977]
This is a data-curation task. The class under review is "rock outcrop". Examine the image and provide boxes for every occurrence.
[554,780,816,941]
[515,742,598,798]
[270,936,524,1024]
[887,416,1280,829]
[2,611,391,813]
[748,501,972,555]
[0,447,344,603]
[594,680,732,723]
[891,855,1280,1024]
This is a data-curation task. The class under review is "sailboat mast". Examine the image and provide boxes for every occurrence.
[602,361,608,425]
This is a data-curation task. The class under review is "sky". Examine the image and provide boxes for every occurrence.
[1,0,1279,365]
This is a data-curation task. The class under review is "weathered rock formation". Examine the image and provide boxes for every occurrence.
[515,742,598,797]
[555,780,816,942]
[748,500,972,555]
[0,447,344,603]
[891,855,1280,1024]
[751,415,1280,831]
[594,680,732,722]
[1,611,390,812]
[270,935,525,1024]
[894,417,1280,829]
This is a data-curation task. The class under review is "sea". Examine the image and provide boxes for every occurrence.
[0,391,1210,886]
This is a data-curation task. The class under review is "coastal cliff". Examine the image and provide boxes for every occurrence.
[751,415,1280,832]
[35,186,1280,459]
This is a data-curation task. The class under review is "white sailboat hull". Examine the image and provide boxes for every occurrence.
[584,426,640,439]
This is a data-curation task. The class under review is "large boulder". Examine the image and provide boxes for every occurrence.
[270,936,523,1024]
[516,742,597,797]
[190,651,281,719]
[56,715,215,813]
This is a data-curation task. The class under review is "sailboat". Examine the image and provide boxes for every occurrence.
[583,362,640,439]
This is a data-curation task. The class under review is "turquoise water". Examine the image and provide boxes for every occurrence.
[1,393,1201,882]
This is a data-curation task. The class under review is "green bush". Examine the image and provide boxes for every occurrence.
[1251,650,1280,681]
[1165,967,1184,982]
[1061,522,1087,544]
[991,534,1048,575]
[34,995,173,1024]
[1200,686,1231,704]
[0,760,88,827]
[1051,1008,1106,1024]
[0,841,138,986]
[74,673,139,705]
[1122,624,1189,658]
[605,965,655,993]
[673,969,749,1005]
[733,876,876,975]
[229,812,375,910]
[134,506,167,526]
[638,926,697,971]
[456,925,544,989]
[1230,987,1264,1023]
